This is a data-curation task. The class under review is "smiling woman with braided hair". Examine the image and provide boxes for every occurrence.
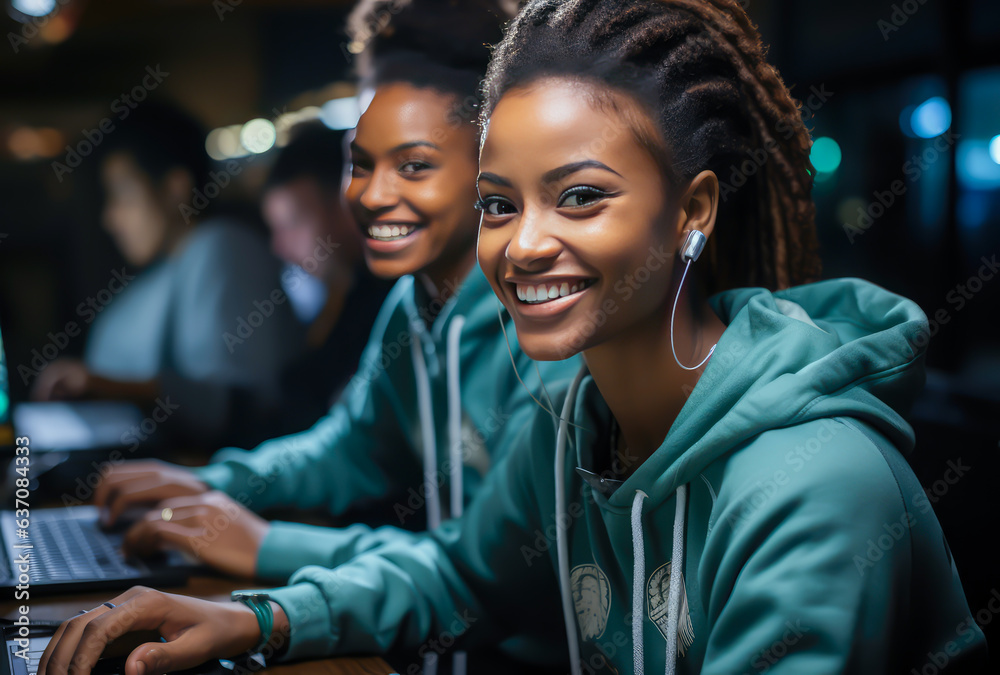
[37,2,986,675]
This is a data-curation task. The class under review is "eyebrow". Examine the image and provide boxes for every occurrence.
[477,160,623,191]
[393,141,441,152]
[350,140,441,155]
[477,172,512,189]
[541,160,622,184]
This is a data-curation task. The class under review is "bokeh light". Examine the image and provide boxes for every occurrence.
[811,136,842,174]
[910,97,952,139]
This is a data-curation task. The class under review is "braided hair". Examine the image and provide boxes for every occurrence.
[347,0,513,111]
[482,0,821,291]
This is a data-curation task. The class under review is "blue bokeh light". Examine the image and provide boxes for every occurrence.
[910,97,952,139]
[11,0,56,18]
[990,135,1000,166]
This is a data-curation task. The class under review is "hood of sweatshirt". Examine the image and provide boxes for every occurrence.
[554,278,931,675]
[595,277,927,510]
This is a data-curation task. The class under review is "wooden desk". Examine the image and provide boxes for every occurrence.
[0,575,397,674]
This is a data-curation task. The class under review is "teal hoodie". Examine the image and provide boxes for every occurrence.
[195,268,580,580]
[262,278,986,674]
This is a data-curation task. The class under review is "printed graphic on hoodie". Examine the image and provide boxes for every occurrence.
[571,563,611,640]
[647,561,694,656]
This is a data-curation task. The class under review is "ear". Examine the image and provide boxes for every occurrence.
[160,168,194,211]
[675,170,719,243]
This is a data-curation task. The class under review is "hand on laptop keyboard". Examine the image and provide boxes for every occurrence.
[121,491,269,579]
[93,460,210,527]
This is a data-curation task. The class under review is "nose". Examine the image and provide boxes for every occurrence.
[355,164,397,214]
[505,207,561,272]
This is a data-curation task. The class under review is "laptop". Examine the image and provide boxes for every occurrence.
[0,319,146,455]
[0,319,155,495]
[0,323,198,594]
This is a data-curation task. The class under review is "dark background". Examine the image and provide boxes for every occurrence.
[1,0,998,663]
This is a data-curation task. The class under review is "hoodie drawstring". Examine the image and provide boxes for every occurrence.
[631,484,689,675]
[411,327,441,675]
[447,317,466,519]
[631,490,649,675]
[413,317,468,675]
[556,366,589,675]
[556,366,691,675]
[410,328,441,531]
[664,484,688,675]
[446,316,466,675]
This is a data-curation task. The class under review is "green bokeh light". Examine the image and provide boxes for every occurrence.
[811,136,842,174]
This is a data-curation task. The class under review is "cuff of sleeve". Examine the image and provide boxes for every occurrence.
[265,583,339,662]
[192,462,236,493]
[257,522,381,582]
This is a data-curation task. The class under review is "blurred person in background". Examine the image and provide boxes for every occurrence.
[30,102,301,449]
[260,121,392,435]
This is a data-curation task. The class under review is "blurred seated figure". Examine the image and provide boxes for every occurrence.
[260,121,392,434]
[31,102,301,449]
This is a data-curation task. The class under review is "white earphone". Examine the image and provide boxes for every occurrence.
[670,230,716,370]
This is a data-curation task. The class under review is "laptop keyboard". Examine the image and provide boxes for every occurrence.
[16,511,139,583]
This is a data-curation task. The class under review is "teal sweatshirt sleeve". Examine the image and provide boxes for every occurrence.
[261,427,566,665]
[192,300,413,516]
[699,417,986,674]
[256,522,424,582]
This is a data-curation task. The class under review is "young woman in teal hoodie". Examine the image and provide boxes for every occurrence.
[89,0,581,582]
[41,1,987,674]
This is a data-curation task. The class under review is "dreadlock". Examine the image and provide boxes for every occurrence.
[483,0,821,291]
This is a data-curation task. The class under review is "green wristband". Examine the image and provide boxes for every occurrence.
[231,592,273,653]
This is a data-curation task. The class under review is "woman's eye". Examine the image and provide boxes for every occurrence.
[399,160,432,174]
[558,186,609,208]
[475,196,517,217]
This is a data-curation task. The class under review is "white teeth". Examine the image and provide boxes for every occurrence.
[515,280,590,304]
[367,224,417,241]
